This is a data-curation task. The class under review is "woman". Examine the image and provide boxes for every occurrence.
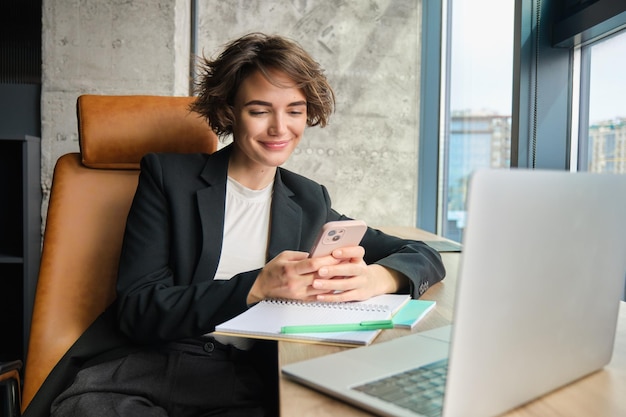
[49,32,445,417]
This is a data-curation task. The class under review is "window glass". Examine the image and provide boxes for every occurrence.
[443,0,514,242]
[585,30,626,174]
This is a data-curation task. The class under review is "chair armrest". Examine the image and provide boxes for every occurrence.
[0,360,22,377]
[0,360,23,417]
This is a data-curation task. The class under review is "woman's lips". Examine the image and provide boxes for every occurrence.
[261,140,290,150]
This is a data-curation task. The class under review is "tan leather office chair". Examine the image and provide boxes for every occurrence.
[0,95,217,415]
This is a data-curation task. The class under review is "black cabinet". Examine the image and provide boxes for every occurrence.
[0,135,41,362]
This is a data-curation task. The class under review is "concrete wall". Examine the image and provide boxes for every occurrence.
[41,0,191,217]
[41,0,422,227]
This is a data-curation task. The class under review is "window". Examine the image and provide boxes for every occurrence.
[577,29,626,174]
[441,0,515,241]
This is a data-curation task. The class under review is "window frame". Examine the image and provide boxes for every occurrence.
[417,0,447,233]
[418,0,626,233]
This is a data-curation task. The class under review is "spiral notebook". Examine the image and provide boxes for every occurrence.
[214,294,410,346]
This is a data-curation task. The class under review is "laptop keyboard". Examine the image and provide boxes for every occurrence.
[352,359,448,417]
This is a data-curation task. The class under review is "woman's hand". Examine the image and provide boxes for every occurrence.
[247,246,409,305]
[310,246,409,302]
[247,250,341,304]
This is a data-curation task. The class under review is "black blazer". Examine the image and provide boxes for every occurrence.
[24,145,445,416]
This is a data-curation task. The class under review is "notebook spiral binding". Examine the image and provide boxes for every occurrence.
[263,298,390,312]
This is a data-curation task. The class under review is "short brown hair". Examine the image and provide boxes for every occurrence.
[190,33,335,139]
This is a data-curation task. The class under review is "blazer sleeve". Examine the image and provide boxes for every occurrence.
[360,226,446,298]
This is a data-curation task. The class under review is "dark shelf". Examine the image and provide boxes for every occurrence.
[0,135,41,363]
[0,255,24,264]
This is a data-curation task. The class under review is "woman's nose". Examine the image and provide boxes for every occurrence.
[269,114,287,136]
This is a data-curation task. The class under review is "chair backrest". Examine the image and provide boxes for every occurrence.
[21,95,218,411]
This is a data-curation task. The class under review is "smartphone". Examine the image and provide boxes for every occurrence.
[308,220,367,258]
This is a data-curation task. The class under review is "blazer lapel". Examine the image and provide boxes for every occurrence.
[193,146,230,281]
[267,169,303,260]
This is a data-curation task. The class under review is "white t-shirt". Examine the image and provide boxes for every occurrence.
[214,176,273,280]
[211,176,273,349]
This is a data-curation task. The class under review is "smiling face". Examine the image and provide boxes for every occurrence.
[229,68,308,188]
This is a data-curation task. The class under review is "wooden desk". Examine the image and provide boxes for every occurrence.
[278,229,626,417]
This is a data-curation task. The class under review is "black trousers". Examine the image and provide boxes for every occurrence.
[50,338,278,417]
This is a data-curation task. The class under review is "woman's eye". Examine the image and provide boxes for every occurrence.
[249,110,268,116]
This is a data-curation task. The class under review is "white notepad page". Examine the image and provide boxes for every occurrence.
[214,293,410,346]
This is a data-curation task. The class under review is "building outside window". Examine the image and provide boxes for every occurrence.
[582,30,626,174]
[442,0,514,242]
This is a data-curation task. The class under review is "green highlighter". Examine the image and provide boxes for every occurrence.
[280,320,394,334]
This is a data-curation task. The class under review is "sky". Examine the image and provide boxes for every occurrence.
[449,0,515,115]
[449,0,626,122]
[588,32,626,123]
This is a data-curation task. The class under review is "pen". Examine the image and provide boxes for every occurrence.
[280,320,394,334]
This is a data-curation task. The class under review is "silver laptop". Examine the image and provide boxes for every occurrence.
[282,169,626,417]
